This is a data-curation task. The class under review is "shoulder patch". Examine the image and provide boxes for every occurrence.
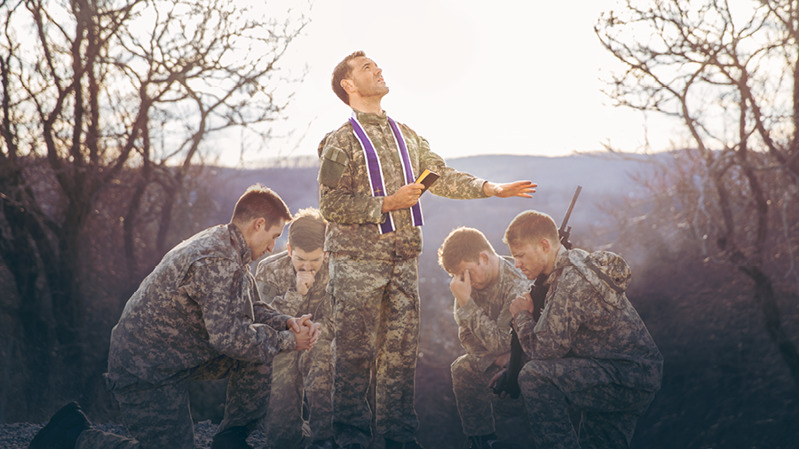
[319,146,348,187]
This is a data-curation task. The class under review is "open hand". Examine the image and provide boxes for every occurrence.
[484,180,537,198]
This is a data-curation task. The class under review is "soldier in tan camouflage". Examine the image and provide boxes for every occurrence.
[255,208,335,449]
[29,185,321,449]
[437,227,532,449]
[319,50,537,449]
[503,210,663,449]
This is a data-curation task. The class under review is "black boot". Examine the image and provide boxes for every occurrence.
[466,433,498,449]
[211,426,253,449]
[339,444,364,449]
[28,402,91,449]
[385,438,425,449]
[488,440,527,449]
[308,438,337,449]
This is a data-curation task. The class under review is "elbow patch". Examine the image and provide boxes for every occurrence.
[318,147,348,187]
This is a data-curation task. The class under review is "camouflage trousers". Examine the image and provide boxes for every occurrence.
[451,354,525,437]
[262,339,334,448]
[77,355,273,449]
[328,254,420,447]
[518,358,656,449]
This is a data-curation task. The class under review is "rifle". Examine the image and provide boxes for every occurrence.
[529,185,582,316]
[492,186,582,398]
[558,185,582,250]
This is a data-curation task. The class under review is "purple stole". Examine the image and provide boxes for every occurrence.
[349,113,424,234]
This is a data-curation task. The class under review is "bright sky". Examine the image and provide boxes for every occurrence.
[246,0,685,164]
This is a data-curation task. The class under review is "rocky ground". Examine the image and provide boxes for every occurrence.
[0,421,271,449]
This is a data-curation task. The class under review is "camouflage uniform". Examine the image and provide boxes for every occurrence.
[450,257,531,437]
[255,250,335,448]
[77,223,296,449]
[318,110,488,446]
[514,246,663,449]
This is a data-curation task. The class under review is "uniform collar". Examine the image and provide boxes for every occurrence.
[227,223,253,265]
[546,245,570,284]
[352,108,388,125]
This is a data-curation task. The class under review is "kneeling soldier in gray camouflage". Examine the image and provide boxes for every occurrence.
[255,208,335,449]
[437,227,532,449]
[503,211,663,449]
[29,185,320,449]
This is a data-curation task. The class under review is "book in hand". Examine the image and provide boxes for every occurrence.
[415,169,439,194]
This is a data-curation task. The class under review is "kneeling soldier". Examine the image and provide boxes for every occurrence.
[438,227,532,449]
[255,208,335,449]
[504,211,663,449]
[30,185,319,449]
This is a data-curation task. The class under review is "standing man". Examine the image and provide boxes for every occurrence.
[255,208,334,449]
[503,210,663,449]
[318,50,537,449]
[437,227,532,449]
[30,185,320,449]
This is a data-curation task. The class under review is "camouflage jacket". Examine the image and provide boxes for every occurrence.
[317,110,488,260]
[255,251,334,345]
[454,256,532,372]
[515,246,663,391]
[107,224,295,386]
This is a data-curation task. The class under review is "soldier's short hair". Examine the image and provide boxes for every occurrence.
[231,185,291,229]
[503,210,559,248]
[288,208,327,252]
[437,227,496,275]
[332,50,366,105]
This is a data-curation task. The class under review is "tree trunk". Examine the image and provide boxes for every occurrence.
[745,266,799,392]
[1,197,57,415]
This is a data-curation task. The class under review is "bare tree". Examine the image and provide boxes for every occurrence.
[0,0,308,417]
[596,0,799,389]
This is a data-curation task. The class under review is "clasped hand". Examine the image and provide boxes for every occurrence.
[296,270,316,296]
[287,313,321,351]
[510,292,534,318]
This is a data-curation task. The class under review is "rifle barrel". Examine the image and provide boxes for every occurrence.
[560,185,582,232]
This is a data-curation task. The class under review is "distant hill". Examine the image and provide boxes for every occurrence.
[203,151,665,256]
